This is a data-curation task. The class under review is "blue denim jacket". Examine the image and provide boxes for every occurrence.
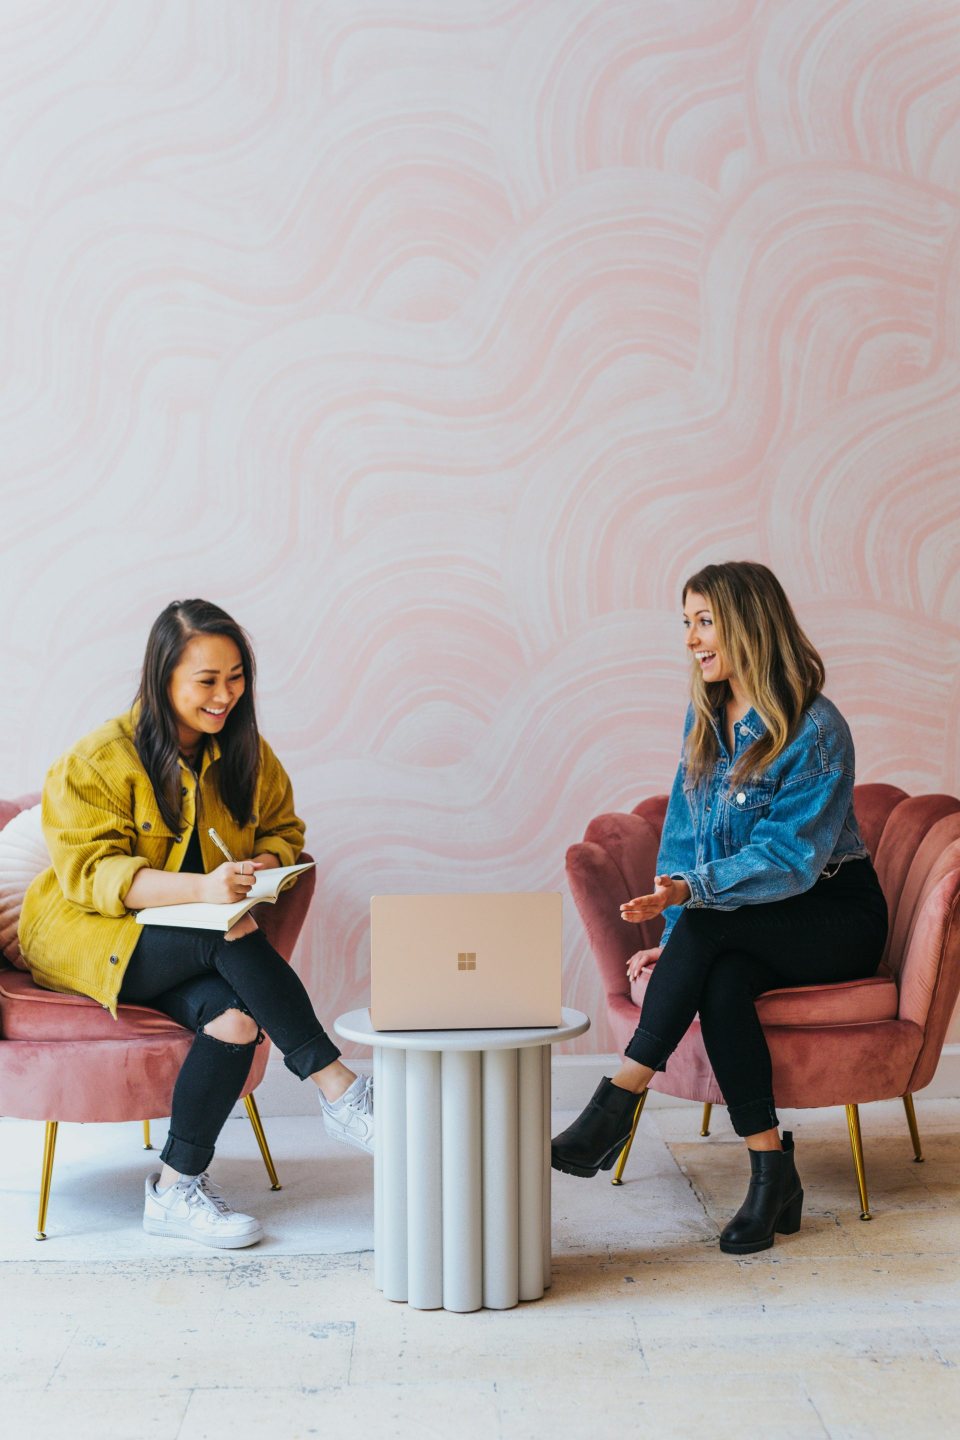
[658,695,869,945]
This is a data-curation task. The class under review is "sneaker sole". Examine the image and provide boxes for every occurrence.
[323,1123,374,1157]
[143,1216,264,1249]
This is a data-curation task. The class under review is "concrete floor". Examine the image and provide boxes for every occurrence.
[1,1098,958,1439]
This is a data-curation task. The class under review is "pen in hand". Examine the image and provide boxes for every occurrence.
[208,827,236,863]
[208,827,260,897]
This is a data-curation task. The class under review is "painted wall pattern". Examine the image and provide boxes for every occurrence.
[2,1,959,1053]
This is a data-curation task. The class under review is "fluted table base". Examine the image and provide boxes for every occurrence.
[335,1008,590,1314]
[373,1042,552,1311]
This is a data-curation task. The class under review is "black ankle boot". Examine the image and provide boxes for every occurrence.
[551,1078,642,1178]
[719,1131,804,1254]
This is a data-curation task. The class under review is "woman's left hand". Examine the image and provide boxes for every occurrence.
[620,875,691,923]
[626,946,662,982]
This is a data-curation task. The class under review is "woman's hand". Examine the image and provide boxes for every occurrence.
[626,947,662,983]
[200,861,263,905]
[620,874,691,924]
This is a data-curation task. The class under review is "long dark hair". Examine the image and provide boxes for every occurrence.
[134,599,260,832]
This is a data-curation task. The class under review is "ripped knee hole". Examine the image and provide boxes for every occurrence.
[202,1009,260,1046]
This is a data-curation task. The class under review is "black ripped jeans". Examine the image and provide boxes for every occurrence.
[624,859,889,1138]
[119,926,341,1175]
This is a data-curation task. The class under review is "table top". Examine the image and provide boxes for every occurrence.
[333,1006,590,1052]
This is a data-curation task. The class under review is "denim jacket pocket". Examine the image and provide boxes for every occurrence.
[715,777,777,851]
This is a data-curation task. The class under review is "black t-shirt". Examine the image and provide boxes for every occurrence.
[179,745,207,876]
[180,824,205,875]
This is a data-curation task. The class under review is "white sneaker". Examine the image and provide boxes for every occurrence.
[319,1075,374,1155]
[143,1172,264,1249]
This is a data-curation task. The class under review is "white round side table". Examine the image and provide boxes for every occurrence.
[333,1007,590,1313]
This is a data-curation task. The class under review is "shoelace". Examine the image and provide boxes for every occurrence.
[179,1172,233,1217]
[333,1075,373,1126]
[354,1075,374,1116]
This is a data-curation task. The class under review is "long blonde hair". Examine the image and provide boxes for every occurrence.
[683,562,825,789]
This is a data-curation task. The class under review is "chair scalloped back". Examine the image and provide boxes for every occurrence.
[873,794,960,973]
[582,811,664,950]
[882,807,960,958]
[850,783,908,858]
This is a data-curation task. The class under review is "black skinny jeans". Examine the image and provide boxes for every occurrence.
[624,859,889,1138]
[119,926,341,1175]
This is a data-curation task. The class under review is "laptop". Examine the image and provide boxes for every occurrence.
[370,892,562,1030]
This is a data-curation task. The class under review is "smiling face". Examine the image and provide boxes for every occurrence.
[167,633,246,753]
[682,590,733,686]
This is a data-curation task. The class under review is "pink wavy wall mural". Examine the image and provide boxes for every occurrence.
[1,1,959,1053]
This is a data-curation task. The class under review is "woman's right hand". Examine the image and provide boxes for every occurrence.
[626,947,662,983]
[200,861,263,904]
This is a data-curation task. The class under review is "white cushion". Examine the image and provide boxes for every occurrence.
[0,805,50,970]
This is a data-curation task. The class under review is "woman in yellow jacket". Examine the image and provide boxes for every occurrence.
[20,598,373,1249]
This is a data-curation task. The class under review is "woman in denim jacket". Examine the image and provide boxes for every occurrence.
[552,561,888,1253]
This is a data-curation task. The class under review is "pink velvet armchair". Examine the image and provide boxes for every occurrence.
[566,784,960,1218]
[0,793,317,1238]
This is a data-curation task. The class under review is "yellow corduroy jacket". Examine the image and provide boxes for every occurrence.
[19,710,305,1016]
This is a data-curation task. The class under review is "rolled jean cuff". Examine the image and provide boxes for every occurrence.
[624,1024,670,1071]
[283,1029,341,1080]
[159,1132,216,1177]
[727,1096,779,1139]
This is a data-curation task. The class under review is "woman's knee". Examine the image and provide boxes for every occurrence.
[203,1008,259,1045]
[697,955,758,1016]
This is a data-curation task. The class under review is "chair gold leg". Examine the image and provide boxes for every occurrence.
[700,1102,713,1137]
[901,1093,924,1163]
[142,1119,153,1150]
[845,1103,871,1221]
[36,1121,58,1241]
[244,1093,281,1190]
[611,1089,647,1186]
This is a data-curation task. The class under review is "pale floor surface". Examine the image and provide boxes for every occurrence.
[1,1099,958,1439]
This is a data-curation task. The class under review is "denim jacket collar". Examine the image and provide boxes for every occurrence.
[707,704,766,761]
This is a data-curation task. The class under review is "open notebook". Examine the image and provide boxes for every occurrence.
[134,862,314,933]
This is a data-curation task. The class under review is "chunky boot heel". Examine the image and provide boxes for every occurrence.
[719,1131,803,1255]
[776,1191,804,1235]
[551,1079,642,1179]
